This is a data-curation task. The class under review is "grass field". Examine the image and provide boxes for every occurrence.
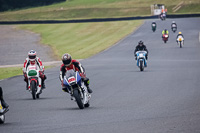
[19,20,143,59]
[0,0,199,21]
[0,67,23,80]
[0,66,53,80]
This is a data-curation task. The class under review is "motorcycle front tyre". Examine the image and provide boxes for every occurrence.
[73,89,84,109]
[0,115,5,124]
[31,80,37,100]
[140,60,144,71]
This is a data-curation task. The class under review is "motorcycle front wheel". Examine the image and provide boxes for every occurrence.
[140,60,144,71]
[0,115,5,124]
[31,80,37,100]
[73,89,84,109]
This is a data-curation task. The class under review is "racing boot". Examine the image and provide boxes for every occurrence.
[87,86,93,94]
[42,82,46,89]
[84,78,93,93]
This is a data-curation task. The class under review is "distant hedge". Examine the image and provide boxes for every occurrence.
[0,0,66,11]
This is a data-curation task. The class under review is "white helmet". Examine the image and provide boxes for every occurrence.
[28,50,37,61]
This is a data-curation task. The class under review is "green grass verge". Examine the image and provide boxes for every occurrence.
[0,66,53,80]
[0,0,199,21]
[19,20,143,59]
[0,67,23,80]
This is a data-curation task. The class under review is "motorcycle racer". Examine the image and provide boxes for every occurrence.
[134,41,148,60]
[23,50,46,90]
[59,53,92,93]
[176,32,184,43]
[171,21,177,29]
[176,32,184,40]
[162,29,169,36]
[0,87,9,109]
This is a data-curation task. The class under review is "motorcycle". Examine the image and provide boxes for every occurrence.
[162,34,169,43]
[0,101,9,124]
[160,13,166,20]
[152,23,156,32]
[135,51,147,71]
[171,24,177,33]
[63,69,91,109]
[26,64,43,99]
[177,36,184,48]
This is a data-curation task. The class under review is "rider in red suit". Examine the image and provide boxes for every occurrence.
[23,50,46,90]
[59,53,92,93]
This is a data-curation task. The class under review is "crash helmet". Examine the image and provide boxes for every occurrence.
[62,53,72,66]
[28,50,37,61]
[138,40,144,46]
[179,32,182,34]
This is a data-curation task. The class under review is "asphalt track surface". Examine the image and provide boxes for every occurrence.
[1,17,200,133]
[0,25,56,66]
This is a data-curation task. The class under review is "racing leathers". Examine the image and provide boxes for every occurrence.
[23,57,46,89]
[59,60,92,93]
[176,34,184,43]
[171,23,177,30]
[162,30,169,38]
[134,44,148,60]
[0,87,9,109]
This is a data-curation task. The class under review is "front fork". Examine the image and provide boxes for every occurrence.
[28,78,42,94]
[137,59,147,67]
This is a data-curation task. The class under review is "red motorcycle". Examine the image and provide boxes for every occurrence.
[162,34,169,43]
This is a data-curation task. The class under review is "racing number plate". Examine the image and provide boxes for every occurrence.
[68,77,76,84]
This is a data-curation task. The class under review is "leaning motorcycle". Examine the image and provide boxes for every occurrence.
[152,24,156,32]
[63,69,91,109]
[135,51,147,71]
[26,64,43,99]
[171,24,177,33]
[177,36,184,48]
[163,34,169,43]
[0,101,9,124]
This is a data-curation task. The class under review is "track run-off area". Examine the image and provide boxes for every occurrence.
[0,17,200,133]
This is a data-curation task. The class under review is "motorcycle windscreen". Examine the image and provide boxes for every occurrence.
[76,72,82,86]
[63,70,76,86]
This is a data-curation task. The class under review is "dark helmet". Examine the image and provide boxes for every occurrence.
[62,53,72,66]
[164,29,167,32]
[138,40,144,46]
[28,50,36,61]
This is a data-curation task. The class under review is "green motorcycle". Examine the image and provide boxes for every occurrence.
[152,23,156,32]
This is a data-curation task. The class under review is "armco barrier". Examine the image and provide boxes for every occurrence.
[0,14,199,24]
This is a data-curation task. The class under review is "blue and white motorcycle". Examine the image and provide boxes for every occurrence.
[135,51,147,71]
[63,69,91,109]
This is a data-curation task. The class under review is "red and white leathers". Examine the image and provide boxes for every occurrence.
[23,57,46,89]
[60,59,85,82]
[59,59,89,88]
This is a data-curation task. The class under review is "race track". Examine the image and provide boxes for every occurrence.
[1,17,200,133]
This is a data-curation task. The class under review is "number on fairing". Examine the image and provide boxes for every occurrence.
[68,77,76,83]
